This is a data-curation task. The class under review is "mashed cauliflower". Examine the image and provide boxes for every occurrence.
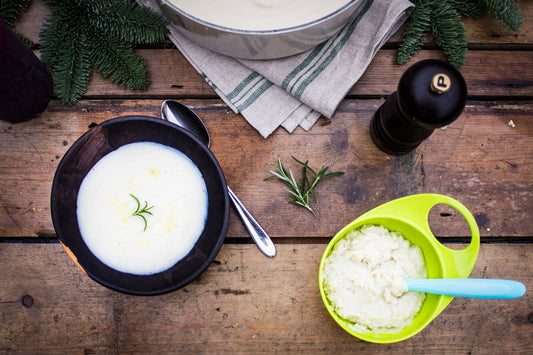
[322,225,427,332]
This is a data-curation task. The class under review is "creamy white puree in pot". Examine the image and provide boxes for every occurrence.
[322,225,427,332]
[169,0,353,31]
[77,142,208,275]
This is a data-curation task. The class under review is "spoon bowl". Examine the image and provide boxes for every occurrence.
[161,100,211,147]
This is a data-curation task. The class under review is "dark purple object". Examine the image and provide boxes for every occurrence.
[0,18,53,123]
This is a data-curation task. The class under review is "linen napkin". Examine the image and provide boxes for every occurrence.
[138,0,414,138]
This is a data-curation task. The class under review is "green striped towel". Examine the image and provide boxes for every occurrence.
[140,0,413,138]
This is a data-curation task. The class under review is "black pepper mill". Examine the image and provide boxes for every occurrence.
[370,59,467,155]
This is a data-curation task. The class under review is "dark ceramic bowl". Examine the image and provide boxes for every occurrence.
[51,116,229,295]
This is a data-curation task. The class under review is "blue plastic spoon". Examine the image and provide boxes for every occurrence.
[405,278,526,299]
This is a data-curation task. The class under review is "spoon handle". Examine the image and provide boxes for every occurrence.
[405,278,526,299]
[227,186,276,257]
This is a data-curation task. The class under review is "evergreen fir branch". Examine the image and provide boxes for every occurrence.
[430,1,467,67]
[397,1,432,65]
[0,0,33,46]
[447,0,487,18]
[39,0,168,105]
[397,0,522,67]
[481,0,523,31]
[53,32,93,105]
[90,28,150,90]
[0,0,31,27]
[39,12,70,70]
[91,0,169,44]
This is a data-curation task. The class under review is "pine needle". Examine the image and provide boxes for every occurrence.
[447,0,487,18]
[39,0,168,106]
[0,0,33,46]
[397,1,432,65]
[52,32,93,106]
[0,0,31,26]
[430,1,467,68]
[397,0,523,67]
[89,29,150,89]
[482,0,523,31]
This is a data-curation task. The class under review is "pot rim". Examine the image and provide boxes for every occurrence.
[161,0,361,35]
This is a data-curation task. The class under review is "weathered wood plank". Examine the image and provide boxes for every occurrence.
[464,0,532,46]
[388,0,533,46]
[15,0,533,46]
[74,50,533,99]
[352,50,533,97]
[0,99,531,239]
[0,243,531,354]
[13,2,533,101]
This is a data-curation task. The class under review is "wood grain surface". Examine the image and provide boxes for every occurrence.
[75,49,532,99]
[1,0,532,353]
[1,99,531,239]
[0,243,531,354]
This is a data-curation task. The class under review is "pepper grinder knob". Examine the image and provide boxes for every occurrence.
[431,73,451,94]
[370,59,467,155]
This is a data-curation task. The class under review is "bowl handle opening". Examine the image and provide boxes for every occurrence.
[431,196,480,279]
[359,194,480,278]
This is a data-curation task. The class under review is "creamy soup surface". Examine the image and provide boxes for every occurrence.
[77,142,208,275]
[169,0,353,31]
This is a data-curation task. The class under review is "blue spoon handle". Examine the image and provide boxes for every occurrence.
[405,279,526,299]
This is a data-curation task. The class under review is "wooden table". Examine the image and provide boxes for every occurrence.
[1,1,532,353]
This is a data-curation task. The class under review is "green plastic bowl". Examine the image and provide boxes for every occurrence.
[318,194,480,343]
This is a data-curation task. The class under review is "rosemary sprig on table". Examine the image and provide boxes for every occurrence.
[129,194,154,231]
[265,156,344,216]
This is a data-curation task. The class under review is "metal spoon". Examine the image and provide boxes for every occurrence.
[161,100,276,257]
